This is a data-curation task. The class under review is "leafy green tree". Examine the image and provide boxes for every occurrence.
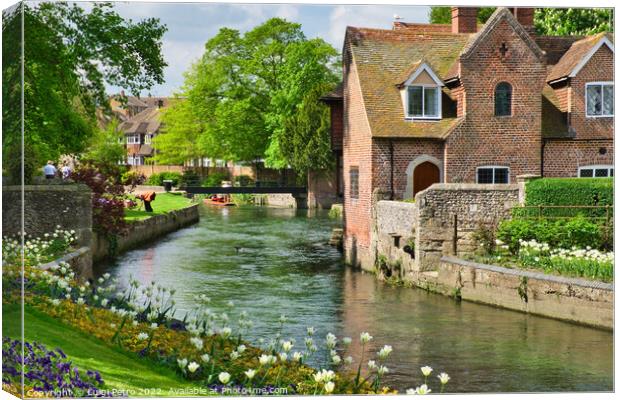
[83,120,126,168]
[429,7,612,35]
[534,8,613,35]
[160,18,339,176]
[152,98,204,165]
[2,2,166,184]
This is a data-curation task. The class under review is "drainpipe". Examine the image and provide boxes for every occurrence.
[389,140,394,200]
[540,139,545,177]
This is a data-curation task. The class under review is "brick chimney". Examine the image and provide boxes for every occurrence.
[510,7,535,32]
[451,7,478,34]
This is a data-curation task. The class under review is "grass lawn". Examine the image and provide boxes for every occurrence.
[2,303,205,396]
[125,192,193,222]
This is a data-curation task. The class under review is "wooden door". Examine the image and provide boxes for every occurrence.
[413,161,440,196]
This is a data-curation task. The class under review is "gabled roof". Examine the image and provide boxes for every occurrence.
[396,61,444,88]
[547,33,614,83]
[344,26,470,139]
[120,107,162,135]
[319,82,343,102]
[460,7,545,63]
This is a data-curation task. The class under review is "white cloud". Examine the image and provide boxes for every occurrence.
[327,5,428,48]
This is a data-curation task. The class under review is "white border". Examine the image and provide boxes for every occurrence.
[585,81,614,118]
[569,36,615,78]
[578,164,614,177]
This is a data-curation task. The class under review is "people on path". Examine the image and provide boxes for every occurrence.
[61,163,72,180]
[43,161,57,180]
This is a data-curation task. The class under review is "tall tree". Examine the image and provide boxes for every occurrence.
[429,7,613,35]
[2,2,167,183]
[159,18,339,175]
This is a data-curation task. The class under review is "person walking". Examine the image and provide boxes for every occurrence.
[43,161,57,180]
[61,163,72,180]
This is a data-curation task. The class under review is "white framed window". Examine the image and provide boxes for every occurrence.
[127,135,141,144]
[578,165,614,178]
[476,166,510,184]
[215,159,226,168]
[406,85,441,119]
[144,134,153,144]
[586,82,614,117]
[127,155,144,166]
[203,158,212,167]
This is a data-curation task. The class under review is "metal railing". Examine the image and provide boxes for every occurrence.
[512,205,613,224]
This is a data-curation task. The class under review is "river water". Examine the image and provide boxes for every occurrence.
[95,205,613,393]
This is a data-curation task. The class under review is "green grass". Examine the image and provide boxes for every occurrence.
[125,192,193,221]
[2,303,205,396]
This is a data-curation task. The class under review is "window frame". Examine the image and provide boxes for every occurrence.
[349,166,359,200]
[578,165,614,178]
[494,82,513,117]
[585,82,614,118]
[476,166,510,184]
[405,84,442,120]
[126,135,141,144]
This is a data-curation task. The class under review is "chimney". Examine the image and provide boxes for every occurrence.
[510,7,535,35]
[120,89,125,97]
[451,7,478,34]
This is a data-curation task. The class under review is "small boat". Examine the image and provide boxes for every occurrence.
[204,197,235,207]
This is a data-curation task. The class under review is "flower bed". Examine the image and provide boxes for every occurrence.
[2,228,77,267]
[3,251,451,396]
[2,338,106,398]
[470,239,613,282]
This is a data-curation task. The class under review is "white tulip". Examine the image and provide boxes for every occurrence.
[416,384,431,395]
[201,354,210,363]
[244,369,256,380]
[218,372,231,384]
[177,358,188,369]
[324,381,335,394]
[282,341,294,352]
[360,332,373,344]
[368,360,377,370]
[342,337,352,346]
[187,362,199,373]
[421,366,433,377]
[292,352,303,362]
[438,372,450,385]
[230,351,240,360]
[378,345,393,359]
[237,344,246,354]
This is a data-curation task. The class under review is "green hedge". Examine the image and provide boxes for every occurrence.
[516,178,613,219]
[146,172,183,186]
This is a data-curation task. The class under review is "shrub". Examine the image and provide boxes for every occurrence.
[202,171,230,187]
[120,170,146,188]
[521,177,613,218]
[146,172,182,186]
[471,222,497,255]
[234,175,254,187]
[498,216,603,253]
[179,170,201,187]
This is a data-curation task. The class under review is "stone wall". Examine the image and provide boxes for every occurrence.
[39,247,93,280]
[372,183,519,275]
[436,256,613,329]
[265,194,307,209]
[2,184,93,246]
[307,169,341,209]
[414,183,519,271]
[92,204,199,262]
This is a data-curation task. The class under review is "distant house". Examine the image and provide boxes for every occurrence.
[114,95,169,166]
[323,7,614,268]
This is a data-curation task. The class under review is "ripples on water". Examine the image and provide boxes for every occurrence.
[95,205,613,393]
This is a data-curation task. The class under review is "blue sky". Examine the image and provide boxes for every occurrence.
[106,2,430,96]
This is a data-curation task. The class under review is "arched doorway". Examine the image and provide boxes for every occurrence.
[413,161,440,196]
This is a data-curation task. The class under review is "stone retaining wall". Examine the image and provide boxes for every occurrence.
[434,256,613,329]
[2,184,93,247]
[374,201,418,274]
[92,204,200,262]
[39,247,93,280]
[265,194,308,209]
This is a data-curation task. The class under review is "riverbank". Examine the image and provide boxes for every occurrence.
[93,203,199,262]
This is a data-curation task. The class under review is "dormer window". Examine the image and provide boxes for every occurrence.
[399,62,444,120]
[407,86,440,119]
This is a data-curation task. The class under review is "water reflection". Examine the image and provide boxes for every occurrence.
[95,205,613,392]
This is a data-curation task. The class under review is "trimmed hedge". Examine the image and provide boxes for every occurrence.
[146,172,183,186]
[516,178,613,219]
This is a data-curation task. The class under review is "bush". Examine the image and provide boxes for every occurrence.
[179,170,201,187]
[202,171,230,187]
[520,178,613,218]
[234,175,254,187]
[146,172,182,186]
[120,170,146,187]
[498,216,603,254]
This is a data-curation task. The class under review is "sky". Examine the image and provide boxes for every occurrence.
[104,2,430,96]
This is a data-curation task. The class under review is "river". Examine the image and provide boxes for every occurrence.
[95,205,613,393]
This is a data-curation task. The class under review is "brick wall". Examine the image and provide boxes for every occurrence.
[329,102,343,151]
[543,139,614,177]
[372,139,444,200]
[569,45,614,140]
[446,17,546,183]
[307,169,341,209]
[342,47,374,268]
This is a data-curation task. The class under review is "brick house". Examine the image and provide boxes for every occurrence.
[323,7,614,268]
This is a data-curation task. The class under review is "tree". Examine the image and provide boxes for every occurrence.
[2,2,167,184]
[429,7,613,35]
[534,8,613,35]
[159,18,339,176]
[83,120,127,169]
